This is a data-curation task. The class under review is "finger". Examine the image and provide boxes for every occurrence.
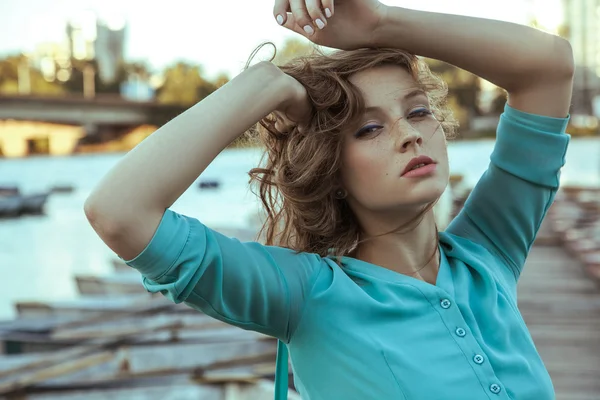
[305,0,327,30]
[273,0,290,26]
[281,13,308,37]
[273,111,294,133]
[289,0,315,36]
[321,0,334,18]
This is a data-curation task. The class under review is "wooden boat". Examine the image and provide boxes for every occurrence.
[14,294,154,319]
[0,192,51,218]
[15,379,300,400]
[0,186,19,197]
[0,292,300,399]
[74,273,146,296]
[111,259,130,273]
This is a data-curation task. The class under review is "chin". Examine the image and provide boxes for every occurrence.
[406,178,449,206]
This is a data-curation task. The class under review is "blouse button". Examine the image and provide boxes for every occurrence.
[490,383,501,394]
[473,354,484,365]
[455,328,466,337]
[440,299,451,309]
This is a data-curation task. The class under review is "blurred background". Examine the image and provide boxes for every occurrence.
[1,0,599,325]
[1,0,600,398]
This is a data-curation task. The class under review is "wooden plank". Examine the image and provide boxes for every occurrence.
[0,346,101,378]
[224,380,302,400]
[519,242,600,399]
[51,314,184,341]
[19,379,298,400]
[120,340,276,377]
[0,350,114,395]
[74,273,147,296]
[15,294,152,319]
[15,340,278,393]
[20,377,224,400]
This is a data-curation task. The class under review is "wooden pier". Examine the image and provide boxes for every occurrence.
[519,245,600,400]
[1,187,599,399]
[516,190,600,400]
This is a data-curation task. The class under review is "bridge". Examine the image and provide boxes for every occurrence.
[0,95,185,157]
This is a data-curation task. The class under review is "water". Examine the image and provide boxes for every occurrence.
[1,138,600,320]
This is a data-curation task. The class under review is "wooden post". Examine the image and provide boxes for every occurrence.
[83,64,95,99]
[17,59,31,95]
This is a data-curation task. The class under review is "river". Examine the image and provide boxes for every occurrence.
[1,138,600,320]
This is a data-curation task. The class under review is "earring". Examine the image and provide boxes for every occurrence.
[334,188,347,199]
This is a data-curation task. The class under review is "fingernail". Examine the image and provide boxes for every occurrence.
[276,14,284,25]
[325,8,332,18]
[315,19,325,29]
[303,25,314,35]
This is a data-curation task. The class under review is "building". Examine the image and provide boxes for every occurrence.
[562,0,600,114]
[31,41,72,83]
[66,11,126,84]
[66,10,98,61]
[95,16,126,84]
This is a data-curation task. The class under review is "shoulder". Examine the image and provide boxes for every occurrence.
[439,231,517,288]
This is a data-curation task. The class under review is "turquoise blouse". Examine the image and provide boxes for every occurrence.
[124,104,570,399]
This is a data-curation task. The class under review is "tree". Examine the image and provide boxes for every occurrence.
[424,58,482,129]
[0,55,65,96]
[213,73,230,88]
[61,58,153,96]
[272,37,317,66]
[489,87,508,115]
[155,61,225,106]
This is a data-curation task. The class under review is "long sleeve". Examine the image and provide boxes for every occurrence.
[447,103,570,280]
[123,209,324,342]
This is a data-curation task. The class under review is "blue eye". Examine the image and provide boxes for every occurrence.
[355,125,382,138]
[409,108,432,119]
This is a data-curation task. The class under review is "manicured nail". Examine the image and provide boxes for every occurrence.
[303,25,314,35]
[315,19,325,29]
[325,8,332,18]
[276,14,284,25]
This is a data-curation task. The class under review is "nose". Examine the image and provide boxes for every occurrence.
[396,123,424,153]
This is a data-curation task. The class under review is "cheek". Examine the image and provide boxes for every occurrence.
[342,141,391,188]
[428,128,449,163]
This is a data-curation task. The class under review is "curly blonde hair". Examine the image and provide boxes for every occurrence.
[247,45,458,258]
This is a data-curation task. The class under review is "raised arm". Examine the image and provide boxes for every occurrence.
[84,61,306,259]
[373,8,574,279]
[275,2,573,117]
[373,7,574,117]
[84,62,319,340]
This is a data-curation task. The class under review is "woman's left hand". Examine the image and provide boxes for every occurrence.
[273,0,388,50]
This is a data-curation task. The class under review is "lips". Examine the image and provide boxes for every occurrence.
[401,156,435,176]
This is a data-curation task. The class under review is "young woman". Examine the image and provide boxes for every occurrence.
[84,1,574,399]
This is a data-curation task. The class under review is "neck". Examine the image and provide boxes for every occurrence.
[353,209,440,283]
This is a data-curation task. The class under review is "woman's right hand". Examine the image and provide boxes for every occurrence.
[265,63,312,133]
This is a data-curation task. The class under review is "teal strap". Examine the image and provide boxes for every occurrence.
[274,340,289,400]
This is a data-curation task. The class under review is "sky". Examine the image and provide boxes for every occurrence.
[0,0,564,79]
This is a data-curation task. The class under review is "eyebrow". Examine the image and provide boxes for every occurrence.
[363,89,429,114]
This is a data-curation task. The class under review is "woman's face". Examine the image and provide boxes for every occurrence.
[340,65,450,218]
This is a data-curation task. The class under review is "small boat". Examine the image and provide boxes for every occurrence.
[19,193,50,215]
[0,192,51,218]
[198,180,220,189]
[0,186,19,197]
[0,196,22,218]
[50,185,75,194]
